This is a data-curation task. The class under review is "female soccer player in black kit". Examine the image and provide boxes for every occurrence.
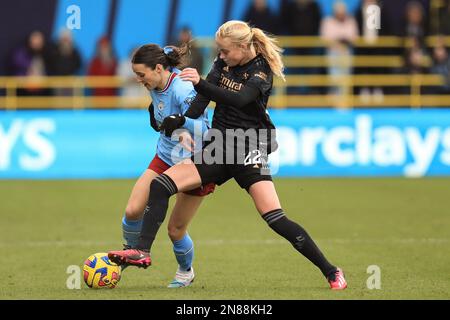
[109,20,347,290]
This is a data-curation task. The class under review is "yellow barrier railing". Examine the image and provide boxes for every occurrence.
[1,36,450,109]
[271,74,448,108]
[0,74,448,109]
[196,35,450,48]
[282,55,410,68]
[0,76,147,109]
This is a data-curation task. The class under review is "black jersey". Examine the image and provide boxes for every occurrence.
[200,54,275,132]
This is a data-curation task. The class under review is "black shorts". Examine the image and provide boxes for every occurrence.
[191,140,272,191]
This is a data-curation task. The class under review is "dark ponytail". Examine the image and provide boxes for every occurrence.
[132,43,188,69]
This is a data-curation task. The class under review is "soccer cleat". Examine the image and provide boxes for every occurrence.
[328,267,347,290]
[167,267,195,288]
[108,248,151,269]
[119,244,132,271]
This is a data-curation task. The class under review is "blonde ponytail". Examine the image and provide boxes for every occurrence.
[216,20,285,81]
[251,27,285,81]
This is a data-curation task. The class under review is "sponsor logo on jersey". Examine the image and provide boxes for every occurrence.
[219,74,243,92]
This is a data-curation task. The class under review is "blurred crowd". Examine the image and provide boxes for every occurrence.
[7,25,203,98]
[5,0,450,99]
[245,0,450,98]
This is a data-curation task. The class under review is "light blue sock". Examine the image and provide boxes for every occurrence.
[173,233,194,271]
[122,215,142,248]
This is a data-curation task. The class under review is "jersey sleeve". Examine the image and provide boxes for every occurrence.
[183,56,223,119]
[204,55,223,84]
[174,84,208,135]
[245,63,273,95]
[192,56,271,108]
[194,79,260,108]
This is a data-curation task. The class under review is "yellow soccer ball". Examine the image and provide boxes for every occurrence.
[83,252,121,289]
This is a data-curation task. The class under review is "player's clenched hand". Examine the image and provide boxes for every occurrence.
[179,68,200,85]
[160,114,186,137]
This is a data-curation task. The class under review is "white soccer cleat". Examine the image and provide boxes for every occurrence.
[167,266,195,288]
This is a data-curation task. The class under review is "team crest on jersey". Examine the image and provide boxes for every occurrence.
[243,73,249,80]
[157,101,164,111]
[222,66,229,72]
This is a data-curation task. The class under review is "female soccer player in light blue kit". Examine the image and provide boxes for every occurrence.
[120,43,214,287]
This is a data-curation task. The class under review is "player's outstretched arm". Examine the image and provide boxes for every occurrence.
[183,93,210,119]
[194,78,259,108]
[180,67,260,108]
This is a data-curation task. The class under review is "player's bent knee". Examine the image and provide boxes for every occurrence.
[167,224,186,241]
[125,203,143,221]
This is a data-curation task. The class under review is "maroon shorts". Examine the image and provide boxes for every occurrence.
[148,154,215,197]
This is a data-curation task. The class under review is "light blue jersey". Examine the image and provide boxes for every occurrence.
[150,68,209,166]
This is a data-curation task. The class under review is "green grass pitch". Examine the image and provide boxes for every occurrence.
[0,178,449,299]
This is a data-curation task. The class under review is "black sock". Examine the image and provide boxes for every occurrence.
[137,174,178,251]
[262,209,337,278]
